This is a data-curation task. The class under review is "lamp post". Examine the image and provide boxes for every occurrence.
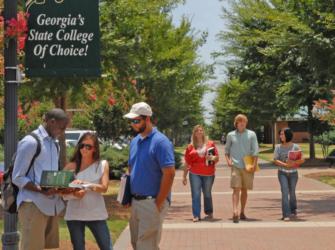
[2,0,19,249]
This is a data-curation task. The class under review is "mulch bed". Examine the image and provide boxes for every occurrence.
[304,171,335,179]
[104,194,130,219]
[302,158,330,167]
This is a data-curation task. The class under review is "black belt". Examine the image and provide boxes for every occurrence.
[132,194,156,200]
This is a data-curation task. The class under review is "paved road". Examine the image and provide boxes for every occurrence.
[115,143,335,250]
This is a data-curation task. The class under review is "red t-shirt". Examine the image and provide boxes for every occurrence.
[184,141,218,176]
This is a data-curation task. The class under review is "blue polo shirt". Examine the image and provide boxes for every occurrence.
[128,127,175,196]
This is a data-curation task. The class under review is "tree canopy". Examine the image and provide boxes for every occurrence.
[212,0,335,158]
[1,0,211,146]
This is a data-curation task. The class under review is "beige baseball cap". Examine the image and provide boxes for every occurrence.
[124,102,153,119]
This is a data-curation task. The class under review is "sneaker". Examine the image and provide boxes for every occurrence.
[233,214,239,223]
[193,217,200,222]
[240,213,247,220]
[282,217,290,222]
[204,214,213,220]
[290,213,297,220]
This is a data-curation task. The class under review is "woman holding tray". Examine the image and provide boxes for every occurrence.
[273,128,305,221]
[63,132,112,250]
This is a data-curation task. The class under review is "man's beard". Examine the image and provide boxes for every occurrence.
[133,123,146,134]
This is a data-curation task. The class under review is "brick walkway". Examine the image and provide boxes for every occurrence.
[115,144,335,250]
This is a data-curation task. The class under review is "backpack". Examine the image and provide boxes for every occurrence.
[1,133,41,213]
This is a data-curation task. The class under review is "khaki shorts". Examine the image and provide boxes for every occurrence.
[231,166,254,190]
[18,202,59,250]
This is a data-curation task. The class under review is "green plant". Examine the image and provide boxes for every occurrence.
[66,146,76,162]
[66,145,129,179]
[315,130,335,158]
[17,101,53,139]
[71,112,93,130]
[174,150,183,170]
[92,104,130,142]
[100,145,129,179]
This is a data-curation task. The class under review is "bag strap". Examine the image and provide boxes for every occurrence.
[53,141,60,170]
[26,132,42,176]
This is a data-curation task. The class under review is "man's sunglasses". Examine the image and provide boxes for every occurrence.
[131,118,143,124]
[79,143,94,150]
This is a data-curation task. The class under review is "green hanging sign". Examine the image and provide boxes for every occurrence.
[25,0,101,77]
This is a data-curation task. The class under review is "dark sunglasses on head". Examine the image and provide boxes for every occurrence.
[79,143,94,150]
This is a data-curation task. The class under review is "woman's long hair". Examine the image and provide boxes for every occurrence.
[191,125,208,148]
[70,132,100,173]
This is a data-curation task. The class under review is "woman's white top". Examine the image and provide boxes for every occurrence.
[64,160,108,221]
[196,144,207,157]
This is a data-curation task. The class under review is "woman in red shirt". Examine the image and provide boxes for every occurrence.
[182,125,219,222]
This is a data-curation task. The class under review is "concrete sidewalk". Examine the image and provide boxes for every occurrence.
[115,144,335,250]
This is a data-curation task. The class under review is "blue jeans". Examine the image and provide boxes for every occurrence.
[278,171,298,218]
[189,173,215,218]
[66,220,113,250]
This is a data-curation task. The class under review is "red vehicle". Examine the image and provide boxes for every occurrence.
[0,162,4,185]
[0,172,3,184]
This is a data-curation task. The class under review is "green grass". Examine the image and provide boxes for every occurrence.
[259,143,335,162]
[318,176,335,188]
[105,180,121,196]
[59,218,128,243]
[1,218,127,246]
[107,218,129,243]
[0,181,129,247]
[258,144,275,162]
[175,145,186,154]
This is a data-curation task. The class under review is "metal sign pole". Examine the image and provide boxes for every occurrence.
[2,0,19,249]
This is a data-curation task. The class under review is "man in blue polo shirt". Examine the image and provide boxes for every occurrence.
[124,102,175,250]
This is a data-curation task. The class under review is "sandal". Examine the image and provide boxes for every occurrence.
[240,213,247,220]
[233,214,239,223]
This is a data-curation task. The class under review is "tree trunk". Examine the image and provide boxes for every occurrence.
[308,105,315,160]
[54,93,67,169]
[309,131,315,160]
[271,120,275,150]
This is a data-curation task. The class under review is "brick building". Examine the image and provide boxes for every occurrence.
[263,119,309,144]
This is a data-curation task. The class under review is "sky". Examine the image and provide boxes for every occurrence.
[172,0,229,123]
